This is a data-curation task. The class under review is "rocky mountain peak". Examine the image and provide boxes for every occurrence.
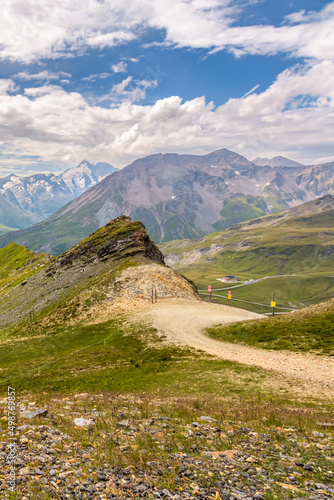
[55,215,165,269]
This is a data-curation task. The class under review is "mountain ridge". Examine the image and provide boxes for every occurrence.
[0,148,333,255]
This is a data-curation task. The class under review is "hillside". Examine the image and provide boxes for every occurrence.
[1,218,333,500]
[160,195,334,308]
[0,215,198,328]
[0,148,333,255]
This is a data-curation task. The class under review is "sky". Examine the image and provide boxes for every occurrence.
[0,0,334,176]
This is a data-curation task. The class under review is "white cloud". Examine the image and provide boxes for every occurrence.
[0,1,333,64]
[15,70,71,81]
[112,62,128,73]
[82,72,111,82]
[108,76,158,104]
[0,60,333,170]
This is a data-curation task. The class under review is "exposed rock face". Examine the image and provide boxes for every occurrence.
[55,216,165,268]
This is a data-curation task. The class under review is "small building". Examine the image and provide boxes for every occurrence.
[223,275,239,282]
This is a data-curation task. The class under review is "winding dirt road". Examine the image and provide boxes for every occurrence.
[133,299,334,396]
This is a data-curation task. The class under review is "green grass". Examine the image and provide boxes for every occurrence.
[207,299,334,354]
[0,318,276,398]
[0,242,49,295]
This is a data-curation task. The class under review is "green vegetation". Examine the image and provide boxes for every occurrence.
[207,298,334,354]
[212,195,266,231]
[0,216,163,329]
[160,203,334,309]
[0,242,49,291]
[75,218,143,250]
[0,318,271,397]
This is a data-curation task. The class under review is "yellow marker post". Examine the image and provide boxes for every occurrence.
[272,293,276,316]
[228,290,232,305]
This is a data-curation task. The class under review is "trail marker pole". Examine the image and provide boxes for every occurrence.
[271,293,276,316]
[228,290,232,305]
[155,289,157,303]
[208,285,212,302]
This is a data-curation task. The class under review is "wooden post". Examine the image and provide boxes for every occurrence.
[155,289,157,303]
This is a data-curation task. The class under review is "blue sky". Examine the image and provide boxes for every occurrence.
[0,0,333,175]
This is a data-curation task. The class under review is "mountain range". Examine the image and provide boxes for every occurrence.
[0,160,118,231]
[0,148,333,255]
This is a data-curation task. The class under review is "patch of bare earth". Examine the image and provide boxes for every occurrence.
[83,264,199,324]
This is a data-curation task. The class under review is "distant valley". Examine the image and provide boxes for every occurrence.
[0,148,333,256]
[160,195,334,310]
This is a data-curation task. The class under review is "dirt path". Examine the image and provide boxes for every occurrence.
[133,299,334,395]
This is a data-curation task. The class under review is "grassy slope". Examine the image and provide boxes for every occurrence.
[2,318,333,500]
[0,221,333,500]
[0,242,49,290]
[208,297,334,355]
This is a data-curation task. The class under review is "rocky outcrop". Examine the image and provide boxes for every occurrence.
[55,216,165,268]
[0,216,197,326]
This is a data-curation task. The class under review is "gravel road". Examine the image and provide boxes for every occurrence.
[133,299,334,396]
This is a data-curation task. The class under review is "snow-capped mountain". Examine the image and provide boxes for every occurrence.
[0,160,118,229]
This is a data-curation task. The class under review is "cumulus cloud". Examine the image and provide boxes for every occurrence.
[112,62,128,73]
[0,59,333,171]
[0,1,333,63]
